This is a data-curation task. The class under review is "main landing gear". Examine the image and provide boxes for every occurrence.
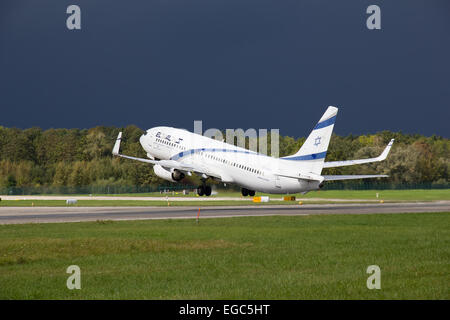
[197,185,212,196]
[241,188,255,197]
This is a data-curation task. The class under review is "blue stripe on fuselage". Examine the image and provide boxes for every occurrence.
[314,115,336,130]
[170,148,258,161]
[171,147,326,162]
[282,151,327,161]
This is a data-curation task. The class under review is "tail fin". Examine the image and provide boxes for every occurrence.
[282,106,338,174]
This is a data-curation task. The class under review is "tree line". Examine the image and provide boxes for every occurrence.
[0,125,448,188]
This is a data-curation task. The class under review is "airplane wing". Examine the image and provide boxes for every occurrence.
[323,174,388,181]
[275,172,388,182]
[112,132,222,180]
[323,139,394,168]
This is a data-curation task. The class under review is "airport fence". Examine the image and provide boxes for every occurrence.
[0,181,449,195]
[0,184,198,196]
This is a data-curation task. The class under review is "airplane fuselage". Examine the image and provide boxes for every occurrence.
[113,107,391,196]
[139,126,321,194]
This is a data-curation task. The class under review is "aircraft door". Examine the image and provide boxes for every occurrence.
[275,175,281,188]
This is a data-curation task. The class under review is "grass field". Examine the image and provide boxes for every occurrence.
[0,189,448,207]
[0,199,385,207]
[0,212,448,299]
[299,189,450,201]
[4,189,450,200]
[94,189,450,201]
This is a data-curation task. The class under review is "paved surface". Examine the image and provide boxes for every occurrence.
[0,195,380,202]
[1,195,249,201]
[0,201,449,224]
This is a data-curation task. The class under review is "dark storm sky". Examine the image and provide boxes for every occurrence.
[1,0,449,138]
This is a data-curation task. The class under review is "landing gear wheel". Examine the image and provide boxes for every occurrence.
[204,185,212,196]
[197,186,205,196]
[248,190,255,197]
[241,188,249,197]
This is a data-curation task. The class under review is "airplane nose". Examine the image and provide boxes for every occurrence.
[139,134,146,146]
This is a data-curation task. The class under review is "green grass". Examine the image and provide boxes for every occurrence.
[5,189,448,201]
[1,189,448,207]
[221,189,449,201]
[48,189,450,200]
[300,189,450,201]
[0,199,376,207]
[0,212,448,299]
[0,200,250,207]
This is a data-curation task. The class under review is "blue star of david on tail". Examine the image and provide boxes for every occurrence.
[314,136,321,146]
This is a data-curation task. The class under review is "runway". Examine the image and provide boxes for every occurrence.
[0,201,449,224]
[0,195,381,202]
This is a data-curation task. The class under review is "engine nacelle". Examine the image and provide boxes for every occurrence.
[153,165,185,182]
[153,165,175,182]
[171,170,185,182]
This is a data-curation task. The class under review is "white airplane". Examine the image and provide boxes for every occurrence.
[113,106,394,196]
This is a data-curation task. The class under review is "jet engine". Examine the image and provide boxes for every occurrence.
[171,169,185,182]
[153,165,185,182]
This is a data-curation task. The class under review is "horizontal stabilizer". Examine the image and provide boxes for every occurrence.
[323,139,394,168]
[275,172,324,182]
[323,174,388,181]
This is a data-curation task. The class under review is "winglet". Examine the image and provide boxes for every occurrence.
[112,132,122,155]
[377,139,394,161]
